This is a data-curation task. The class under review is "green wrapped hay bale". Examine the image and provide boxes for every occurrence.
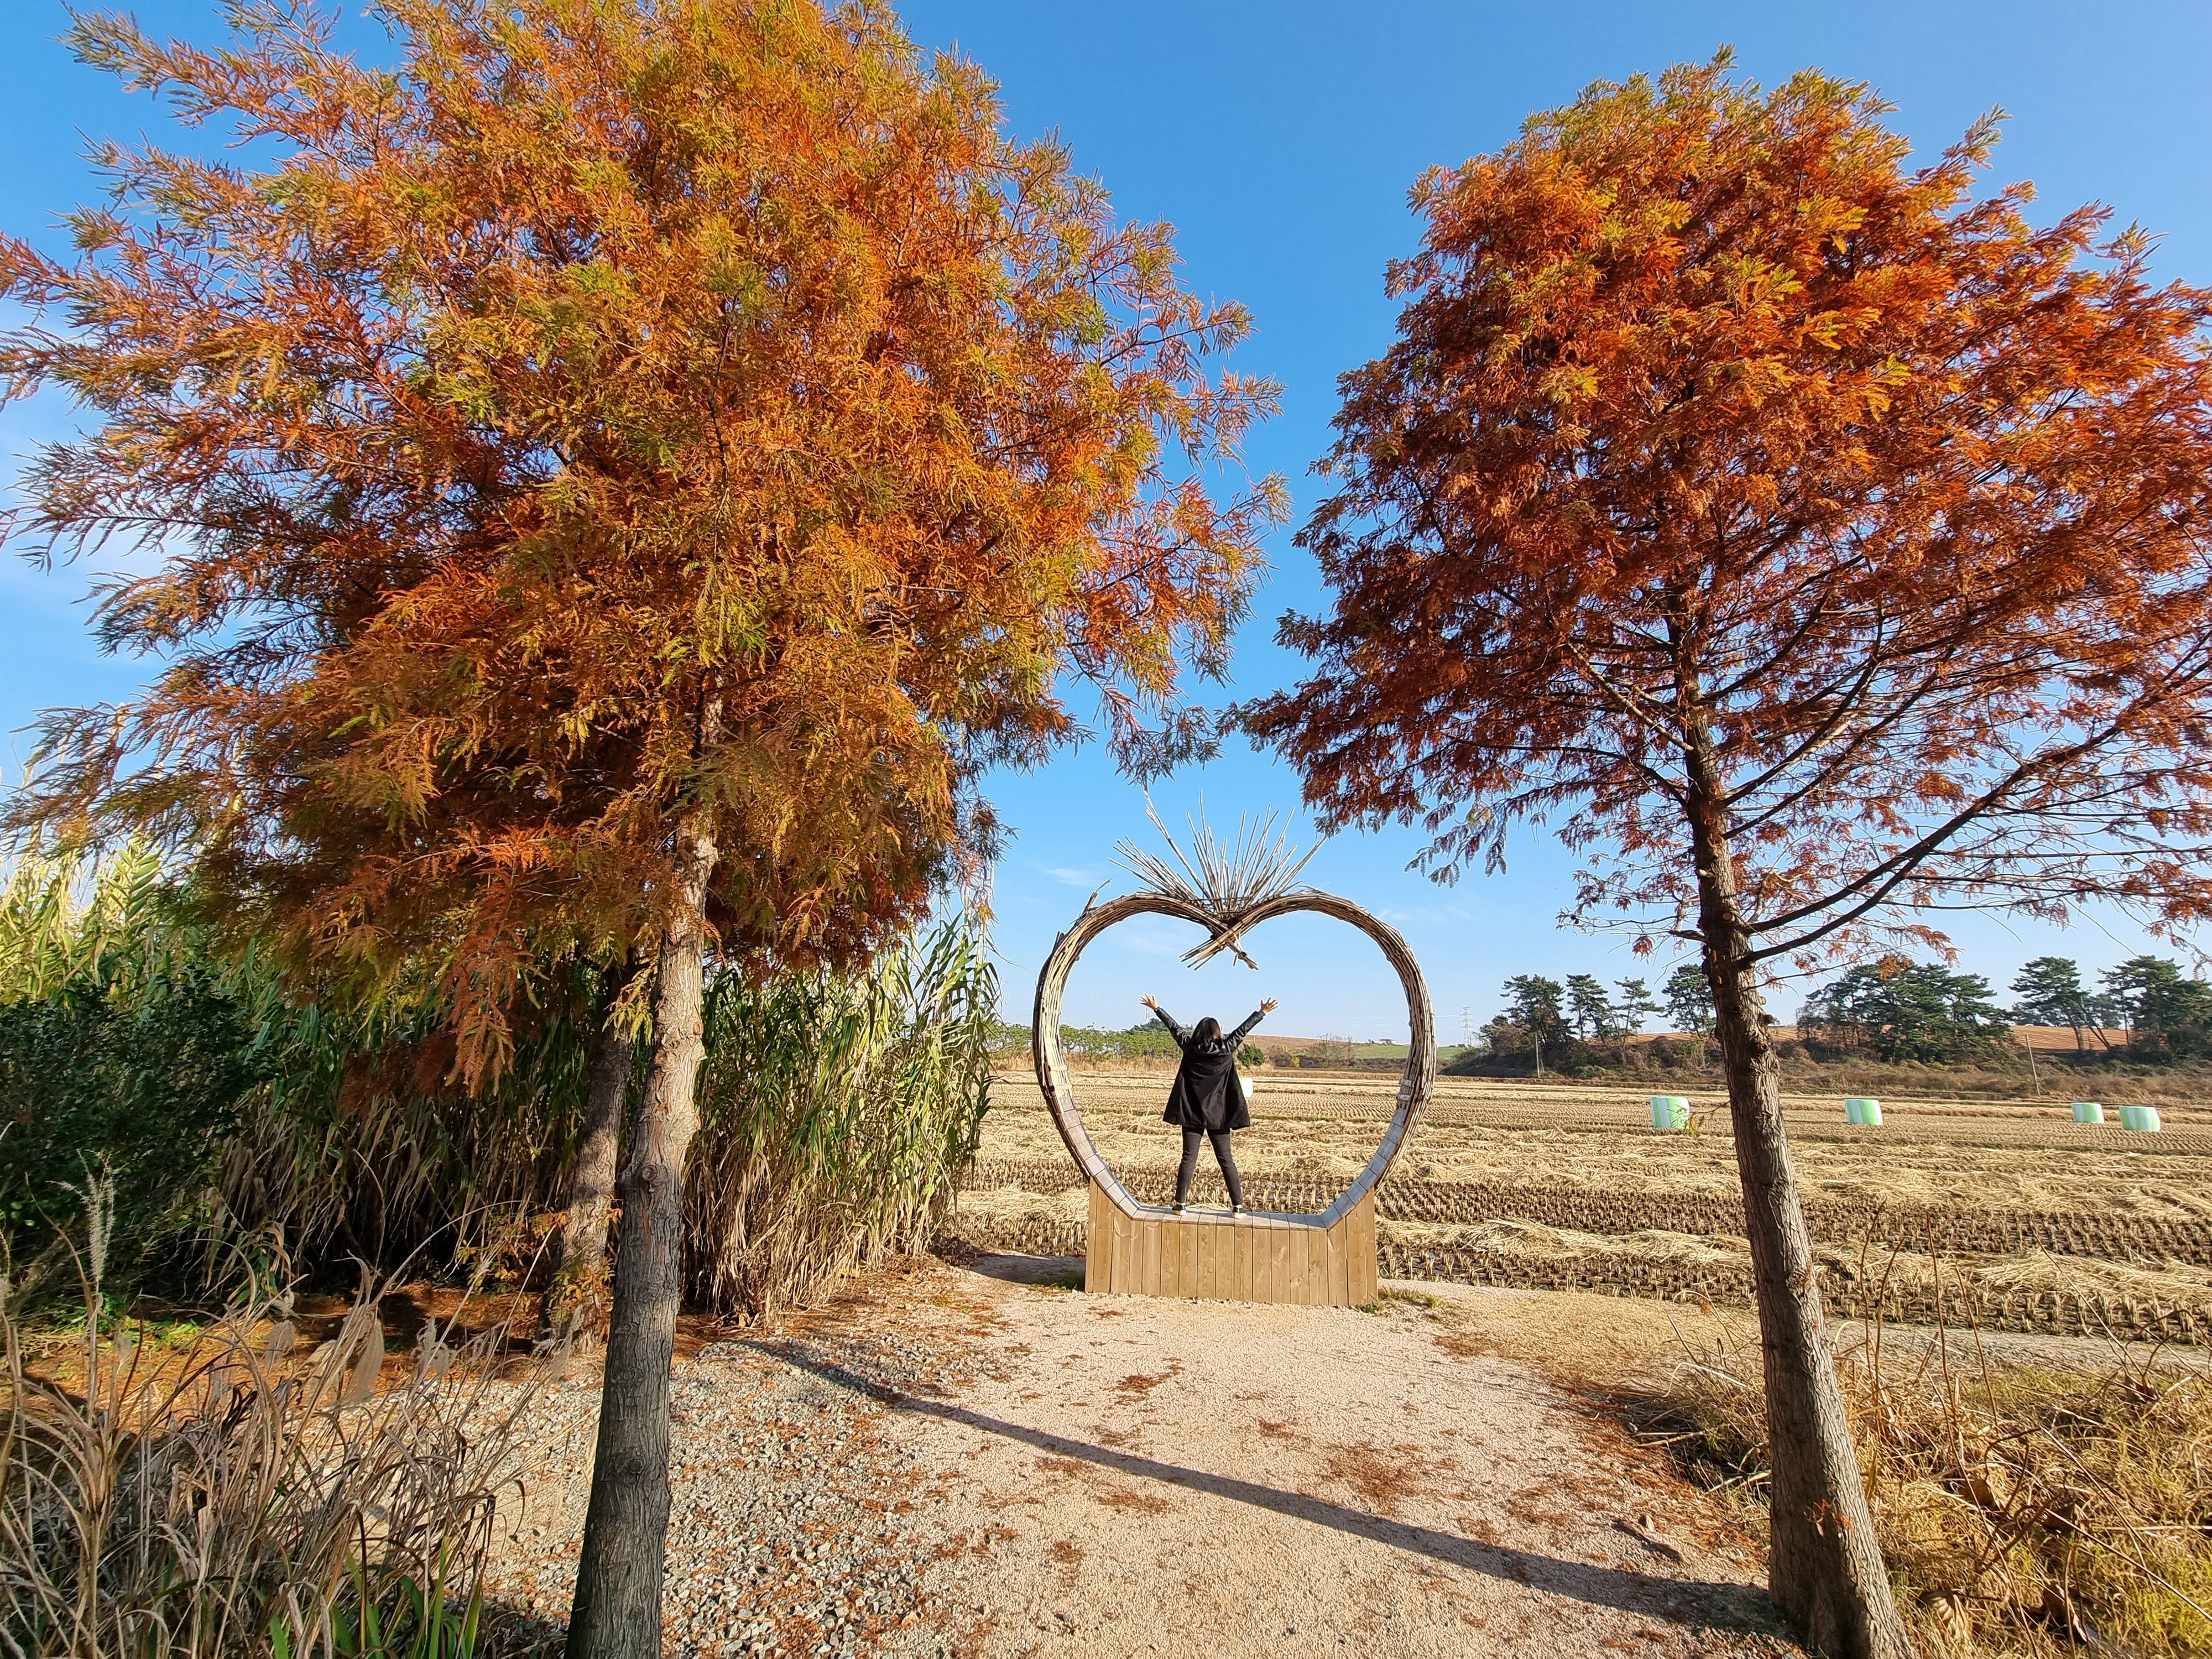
[1647,1094,1691,1130]
[2071,1100,2105,1124]
[1844,1096,1884,1126]
[2120,1104,2163,1133]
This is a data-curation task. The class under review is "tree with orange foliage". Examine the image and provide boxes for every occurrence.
[0,3,1280,1654]
[1245,57,2212,1658]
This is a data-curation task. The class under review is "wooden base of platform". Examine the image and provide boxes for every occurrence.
[1083,1181,1378,1305]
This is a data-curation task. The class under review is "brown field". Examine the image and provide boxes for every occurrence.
[952,1067,2212,1344]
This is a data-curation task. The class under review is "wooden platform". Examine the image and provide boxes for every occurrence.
[1084,1180,1378,1305]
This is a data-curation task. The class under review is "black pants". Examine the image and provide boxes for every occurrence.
[1176,1128,1243,1207]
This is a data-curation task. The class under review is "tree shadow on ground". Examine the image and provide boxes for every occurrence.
[756,1335,1789,1642]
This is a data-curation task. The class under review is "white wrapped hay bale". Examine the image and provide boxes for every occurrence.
[1647,1094,1690,1130]
[2071,1101,2105,1124]
[2120,1104,2162,1133]
[1844,1096,1884,1126]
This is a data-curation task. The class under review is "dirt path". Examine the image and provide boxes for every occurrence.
[904,1259,1787,1658]
[488,1255,1796,1657]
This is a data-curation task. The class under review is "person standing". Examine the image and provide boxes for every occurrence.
[1140,994,1276,1213]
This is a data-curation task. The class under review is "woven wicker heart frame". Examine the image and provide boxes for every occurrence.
[1030,890,1436,1228]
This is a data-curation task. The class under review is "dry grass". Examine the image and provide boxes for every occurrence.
[1645,1322,2212,1656]
[2,1223,549,1659]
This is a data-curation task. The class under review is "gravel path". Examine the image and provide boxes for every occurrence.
[485,1262,994,1658]
[484,1254,1799,1657]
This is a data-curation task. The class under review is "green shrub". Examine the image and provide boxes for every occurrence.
[0,847,263,1287]
[0,967,257,1284]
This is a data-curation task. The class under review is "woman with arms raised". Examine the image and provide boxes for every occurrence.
[1140,994,1276,1213]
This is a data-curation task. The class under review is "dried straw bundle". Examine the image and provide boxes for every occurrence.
[0,1227,546,1658]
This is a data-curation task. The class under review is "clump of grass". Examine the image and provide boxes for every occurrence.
[684,920,995,1321]
[1,1209,550,1659]
[1644,1311,2212,1656]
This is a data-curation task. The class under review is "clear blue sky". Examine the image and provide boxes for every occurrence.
[2,2,2206,1039]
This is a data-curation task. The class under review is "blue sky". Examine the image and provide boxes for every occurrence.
[2,1,2207,1040]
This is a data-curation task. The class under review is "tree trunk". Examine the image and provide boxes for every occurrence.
[542,954,641,1349]
[1684,736,1914,1659]
[565,821,719,1659]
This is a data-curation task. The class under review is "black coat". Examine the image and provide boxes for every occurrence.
[1154,1008,1266,1133]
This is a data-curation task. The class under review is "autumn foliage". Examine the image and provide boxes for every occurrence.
[0,0,1281,1076]
[1246,56,2212,1658]
[1248,59,2212,969]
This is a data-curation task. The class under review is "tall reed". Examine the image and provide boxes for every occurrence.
[4,846,997,1319]
[684,921,995,1318]
[0,844,603,1292]
[1,1207,548,1658]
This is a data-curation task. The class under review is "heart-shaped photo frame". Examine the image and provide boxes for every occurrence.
[1030,889,1436,1230]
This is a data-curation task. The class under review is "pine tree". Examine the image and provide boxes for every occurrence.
[1613,977,1662,1035]
[2009,956,2098,1052]
[1663,963,1715,1034]
[1564,973,1615,1037]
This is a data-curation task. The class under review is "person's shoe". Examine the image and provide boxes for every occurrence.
[1172,1202,1186,1214]
[1231,1203,1246,1217]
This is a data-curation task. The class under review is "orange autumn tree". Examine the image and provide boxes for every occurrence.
[0,3,1281,1655]
[1244,58,2212,1659]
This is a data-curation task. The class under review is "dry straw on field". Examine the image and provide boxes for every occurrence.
[1644,1318,2212,1657]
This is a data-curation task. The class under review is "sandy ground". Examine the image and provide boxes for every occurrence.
[904,1260,1789,1659]
[487,1256,1797,1658]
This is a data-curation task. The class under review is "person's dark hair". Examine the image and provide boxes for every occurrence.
[1193,1016,1223,1044]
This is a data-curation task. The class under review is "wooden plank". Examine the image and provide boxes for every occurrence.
[1093,1188,1111,1293]
[1082,1181,1386,1307]
[1351,1193,1378,1305]
[1086,1182,1107,1293]
[1112,1204,1133,1296]
[1282,1225,1307,1305]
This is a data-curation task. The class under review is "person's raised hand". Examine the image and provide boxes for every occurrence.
[1140,994,1160,1011]
[1260,998,1279,1016]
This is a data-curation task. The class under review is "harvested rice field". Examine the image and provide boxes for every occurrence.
[948,1067,2212,1345]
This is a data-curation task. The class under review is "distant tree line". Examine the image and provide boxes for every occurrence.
[1473,952,2212,1070]
[1479,966,1709,1060]
[989,1019,1264,1066]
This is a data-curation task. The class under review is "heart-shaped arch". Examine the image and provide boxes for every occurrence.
[1030,890,1436,1228]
